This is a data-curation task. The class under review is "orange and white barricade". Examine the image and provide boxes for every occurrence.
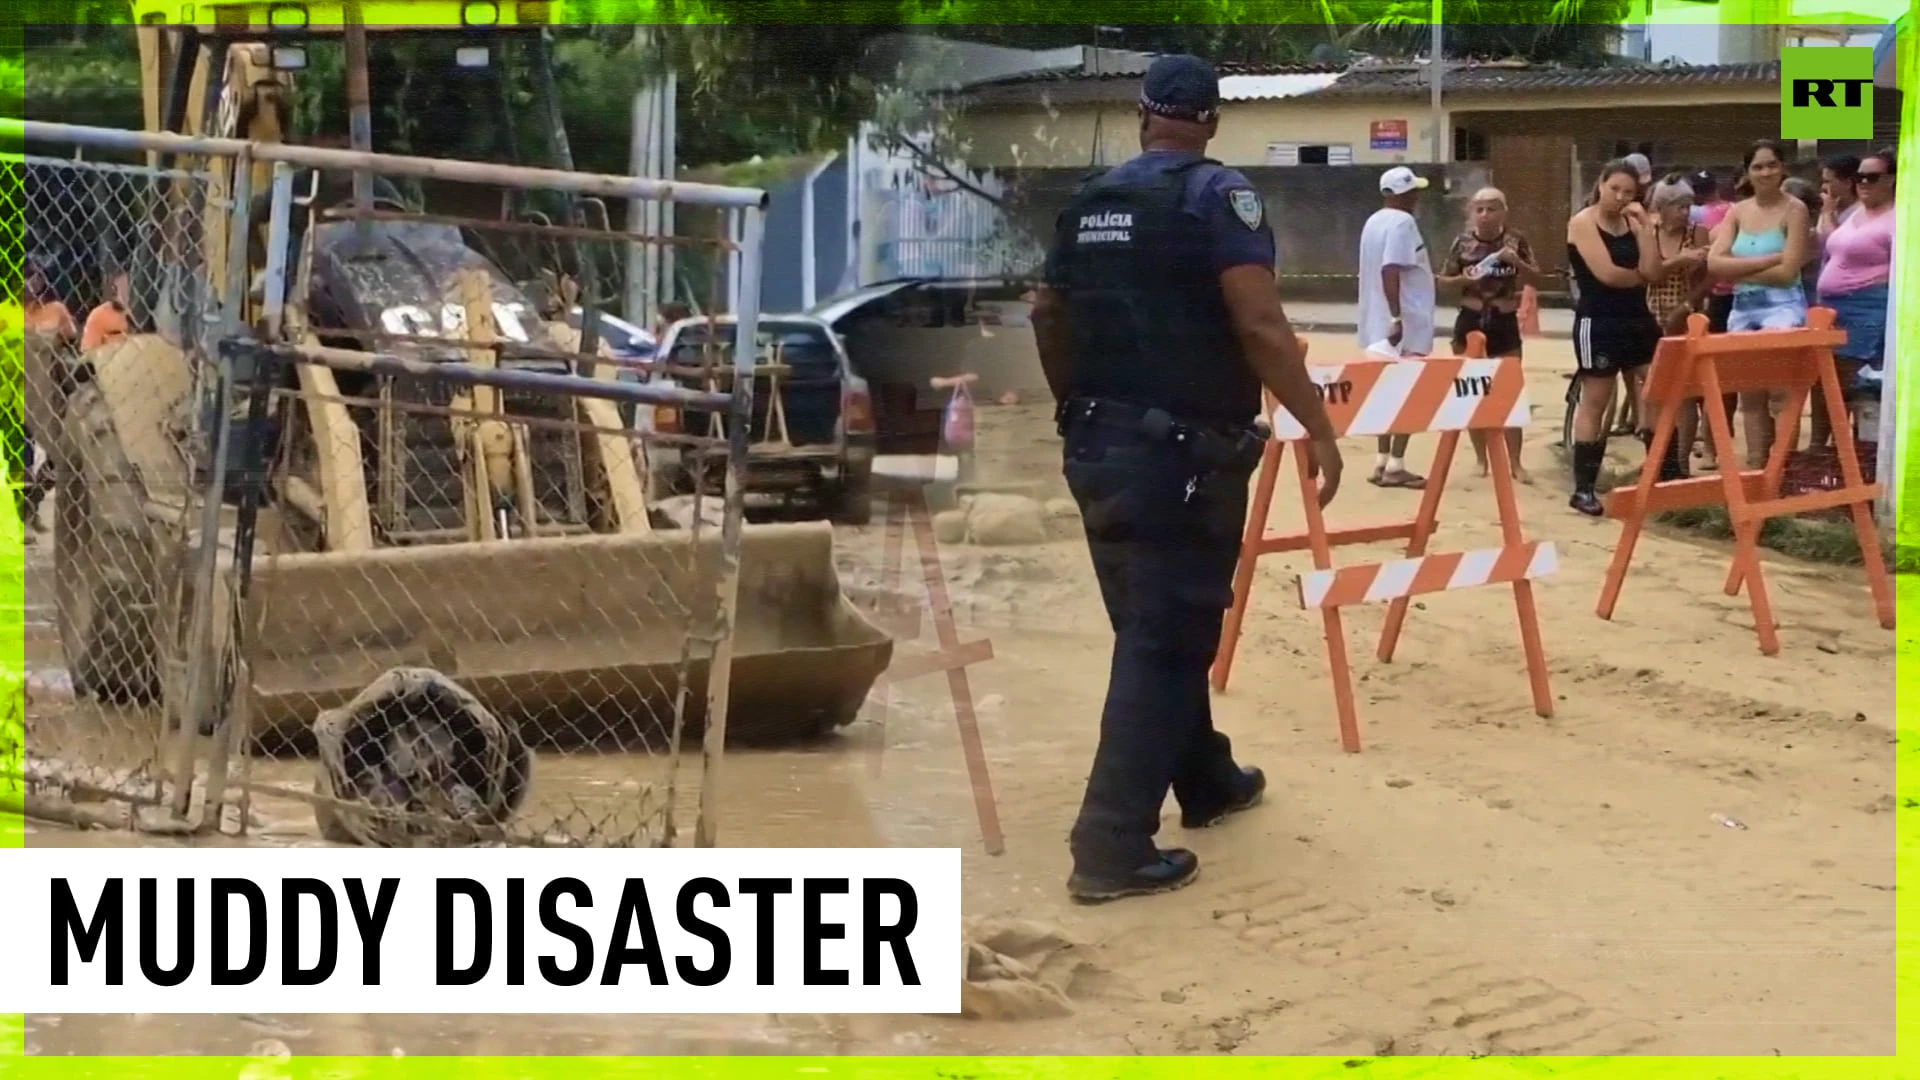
[1212,333,1555,753]
[1597,309,1894,654]
[865,484,1004,854]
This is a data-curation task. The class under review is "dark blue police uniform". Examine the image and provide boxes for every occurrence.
[1043,55,1272,899]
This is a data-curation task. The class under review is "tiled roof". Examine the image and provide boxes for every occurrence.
[1301,60,1782,98]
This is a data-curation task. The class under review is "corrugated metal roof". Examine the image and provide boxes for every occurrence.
[1219,72,1344,101]
[1301,60,1781,99]
[962,61,1348,108]
[961,57,1779,109]
[972,59,1348,87]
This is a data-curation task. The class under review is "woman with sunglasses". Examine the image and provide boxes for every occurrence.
[1816,148,1896,435]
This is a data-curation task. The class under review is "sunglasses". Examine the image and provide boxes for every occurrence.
[1856,172,1893,184]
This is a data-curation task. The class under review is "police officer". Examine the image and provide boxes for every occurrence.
[1030,55,1345,903]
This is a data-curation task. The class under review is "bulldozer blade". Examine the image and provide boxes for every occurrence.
[236,521,892,750]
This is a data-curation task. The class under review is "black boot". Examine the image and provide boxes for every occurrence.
[1641,429,1689,483]
[1068,848,1201,904]
[1180,766,1267,829]
[1569,440,1606,517]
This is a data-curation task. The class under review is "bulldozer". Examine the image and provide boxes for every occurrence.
[43,2,892,754]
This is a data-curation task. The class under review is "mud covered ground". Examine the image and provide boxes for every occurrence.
[23,335,1896,1057]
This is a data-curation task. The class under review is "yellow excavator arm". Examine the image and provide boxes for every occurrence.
[130,0,573,323]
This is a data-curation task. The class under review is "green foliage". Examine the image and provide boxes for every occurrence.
[1654,505,1912,571]
[0,56,23,122]
[1352,0,1636,64]
[915,0,1634,62]
[19,46,140,131]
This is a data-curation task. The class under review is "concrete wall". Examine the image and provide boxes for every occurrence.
[1455,101,1784,169]
[997,162,1491,302]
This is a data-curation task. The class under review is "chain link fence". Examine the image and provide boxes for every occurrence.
[11,152,230,828]
[10,120,785,848]
[227,153,769,849]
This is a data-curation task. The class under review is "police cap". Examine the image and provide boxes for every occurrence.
[1140,54,1221,124]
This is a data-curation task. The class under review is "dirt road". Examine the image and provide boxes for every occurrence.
[24,335,1896,1057]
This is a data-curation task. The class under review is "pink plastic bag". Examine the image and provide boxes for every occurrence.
[942,382,975,451]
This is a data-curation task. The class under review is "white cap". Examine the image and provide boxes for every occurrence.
[1380,166,1430,195]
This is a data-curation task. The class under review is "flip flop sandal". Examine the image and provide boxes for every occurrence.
[1380,470,1427,489]
[1367,468,1386,486]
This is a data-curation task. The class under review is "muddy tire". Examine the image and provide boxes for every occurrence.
[51,382,161,705]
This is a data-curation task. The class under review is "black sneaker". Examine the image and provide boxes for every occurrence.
[1569,490,1604,517]
[1067,848,1200,904]
[1180,766,1267,829]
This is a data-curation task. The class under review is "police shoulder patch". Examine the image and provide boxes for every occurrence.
[1228,188,1264,231]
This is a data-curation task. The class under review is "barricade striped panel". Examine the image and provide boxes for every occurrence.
[1271,356,1530,440]
[1296,542,1558,610]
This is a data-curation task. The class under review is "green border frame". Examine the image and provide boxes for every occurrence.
[1,1,1913,1075]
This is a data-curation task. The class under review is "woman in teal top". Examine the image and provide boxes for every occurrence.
[1707,139,1811,469]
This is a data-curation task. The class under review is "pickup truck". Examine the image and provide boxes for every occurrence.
[645,313,877,525]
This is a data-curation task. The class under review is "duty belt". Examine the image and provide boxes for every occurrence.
[1057,397,1267,473]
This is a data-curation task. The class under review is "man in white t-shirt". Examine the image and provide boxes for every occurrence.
[1356,166,1435,488]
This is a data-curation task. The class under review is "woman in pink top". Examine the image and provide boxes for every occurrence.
[1815,147,1895,442]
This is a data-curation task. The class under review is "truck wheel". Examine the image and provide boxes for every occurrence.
[831,460,874,526]
[51,383,161,705]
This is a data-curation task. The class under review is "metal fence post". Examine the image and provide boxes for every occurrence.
[261,162,297,343]
[220,149,254,345]
[171,344,237,822]
[225,332,281,660]
[694,202,765,850]
[168,144,252,821]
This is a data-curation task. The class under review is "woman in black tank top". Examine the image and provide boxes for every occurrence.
[1563,161,1666,517]
[1570,228,1652,317]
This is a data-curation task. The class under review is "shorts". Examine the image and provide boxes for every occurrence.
[1705,292,1734,334]
[1573,313,1660,377]
[1451,307,1522,358]
[1727,286,1806,333]
[1821,283,1888,368]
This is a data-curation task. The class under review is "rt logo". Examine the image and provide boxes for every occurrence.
[1781,47,1875,140]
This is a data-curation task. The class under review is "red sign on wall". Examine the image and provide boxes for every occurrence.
[1370,119,1410,151]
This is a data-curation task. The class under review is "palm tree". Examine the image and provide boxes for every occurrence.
[1348,0,1636,64]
